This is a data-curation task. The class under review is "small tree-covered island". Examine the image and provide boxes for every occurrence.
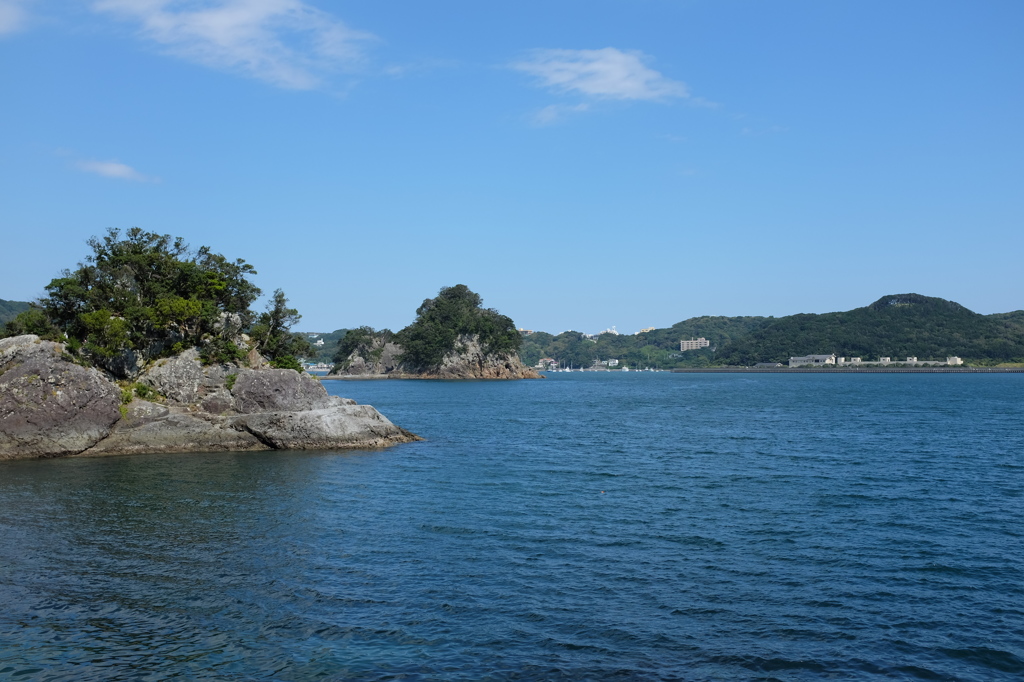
[0,229,422,461]
[328,284,541,379]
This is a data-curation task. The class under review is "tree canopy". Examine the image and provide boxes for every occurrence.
[248,289,313,371]
[395,284,520,372]
[331,326,393,372]
[1,228,308,375]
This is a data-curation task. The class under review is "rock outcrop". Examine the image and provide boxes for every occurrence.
[341,338,403,376]
[328,334,540,380]
[0,335,419,461]
[406,334,541,379]
[0,336,122,459]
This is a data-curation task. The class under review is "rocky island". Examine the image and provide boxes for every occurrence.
[327,284,541,380]
[0,229,418,461]
[0,335,416,460]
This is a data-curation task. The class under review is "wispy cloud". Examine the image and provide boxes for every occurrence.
[77,159,159,182]
[383,57,459,78]
[92,0,375,89]
[512,48,689,102]
[532,103,590,126]
[0,0,30,36]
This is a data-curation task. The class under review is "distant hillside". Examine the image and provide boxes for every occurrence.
[593,315,766,368]
[304,328,350,364]
[519,316,767,369]
[517,294,1024,369]
[715,294,1024,365]
[0,299,30,325]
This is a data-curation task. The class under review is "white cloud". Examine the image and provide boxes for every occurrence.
[512,48,689,101]
[93,0,374,89]
[77,159,158,182]
[0,0,30,36]
[532,103,590,126]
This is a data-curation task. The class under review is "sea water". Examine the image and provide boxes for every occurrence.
[0,373,1021,680]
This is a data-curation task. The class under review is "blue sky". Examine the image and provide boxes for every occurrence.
[2,1,1022,334]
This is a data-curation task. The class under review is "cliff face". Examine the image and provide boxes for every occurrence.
[411,334,542,379]
[0,335,419,461]
[341,338,404,376]
[0,336,122,458]
[329,333,541,380]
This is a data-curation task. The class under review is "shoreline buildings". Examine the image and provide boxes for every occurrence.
[788,354,964,368]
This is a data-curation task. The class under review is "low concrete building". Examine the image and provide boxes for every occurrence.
[789,354,837,367]
[947,356,963,366]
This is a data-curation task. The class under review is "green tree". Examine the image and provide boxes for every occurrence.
[396,284,521,372]
[2,227,264,376]
[249,289,313,370]
[550,332,597,368]
[331,326,394,373]
[1,306,60,340]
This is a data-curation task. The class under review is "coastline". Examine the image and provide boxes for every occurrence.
[319,373,541,380]
[671,367,1024,374]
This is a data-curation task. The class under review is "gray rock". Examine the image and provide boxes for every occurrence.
[102,347,146,380]
[245,347,267,369]
[200,389,235,414]
[237,404,414,450]
[122,398,170,424]
[2,337,419,459]
[418,334,542,379]
[231,369,332,413]
[214,312,243,338]
[84,412,263,456]
[329,333,540,380]
[141,349,206,404]
[0,335,122,459]
[340,340,404,375]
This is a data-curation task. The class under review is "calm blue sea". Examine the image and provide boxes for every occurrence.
[1,373,1022,680]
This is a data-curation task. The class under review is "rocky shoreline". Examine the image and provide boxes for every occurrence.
[0,335,420,461]
[329,333,542,380]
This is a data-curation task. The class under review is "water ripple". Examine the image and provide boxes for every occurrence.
[1,373,1022,679]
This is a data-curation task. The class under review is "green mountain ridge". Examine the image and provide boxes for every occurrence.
[716,294,1024,365]
[0,299,30,326]
[520,294,1024,368]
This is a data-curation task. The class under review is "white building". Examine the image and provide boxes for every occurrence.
[789,354,837,367]
[680,337,711,351]
[947,356,963,366]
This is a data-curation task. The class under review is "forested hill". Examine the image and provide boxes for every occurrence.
[0,299,30,325]
[714,294,1024,365]
[518,294,1024,368]
[519,315,767,369]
